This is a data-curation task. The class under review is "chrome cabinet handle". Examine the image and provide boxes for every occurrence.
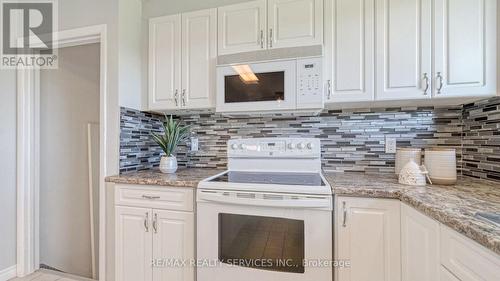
[142,195,160,200]
[422,73,429,95]
[152,213,158,233]
[174,89,179,106]
[182,89,186,106]
[342,201,347,227]
[144,212,149,232]
[436,72,444,94]
[327,80,332,99]
[260,30,264,49]
[269,28,273,48]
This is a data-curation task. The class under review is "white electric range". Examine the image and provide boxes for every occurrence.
[197,138,333,281]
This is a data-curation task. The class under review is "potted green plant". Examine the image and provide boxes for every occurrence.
[151,115,190,174]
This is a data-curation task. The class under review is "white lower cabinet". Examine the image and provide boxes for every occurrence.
[115,185,195,281]
[115,206,153,281]
[337,199,500,281]
[441,225,500,281]
[335,197,401,281]
[440,266,461,281]
[153,210,195,281]
[401,203,440,281]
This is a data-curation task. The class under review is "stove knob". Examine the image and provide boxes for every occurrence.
[231,143,238,150]
[287,143,294,150]
[297,143,305,150]
[239,144,246,150]
[307,143,314,149]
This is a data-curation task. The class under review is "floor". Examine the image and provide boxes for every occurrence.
[10,269,93,281]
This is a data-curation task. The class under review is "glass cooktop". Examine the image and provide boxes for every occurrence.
[210,171,326,186]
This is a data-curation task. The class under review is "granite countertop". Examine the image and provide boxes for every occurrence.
[105,168,223,188]
[325,172,500,255]
[106,168,499,255]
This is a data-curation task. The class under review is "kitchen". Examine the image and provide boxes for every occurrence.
[1,0,499,281]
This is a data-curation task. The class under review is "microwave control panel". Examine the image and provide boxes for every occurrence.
[297,58,323,109]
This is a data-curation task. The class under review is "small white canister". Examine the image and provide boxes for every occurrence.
[424,148,457,185]
[395,148,422,174]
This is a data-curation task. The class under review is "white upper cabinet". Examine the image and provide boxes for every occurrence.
[218,0,323,55]
[433,0,497,98]
[267,0,323,49]
[375,0,432,100]
[336,197,401,281]
[217,0,267,55]
[325,0,375,103]
[149,9,217,111]
[181,9,217,109]
[149,15,182,110]
[401,204,440,281]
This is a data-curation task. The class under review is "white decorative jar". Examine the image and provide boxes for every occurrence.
[398,160,428,186]
[424,148,457,185]
[395,148,422,174]
[160,156,178,174]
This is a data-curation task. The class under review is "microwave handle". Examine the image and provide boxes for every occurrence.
[198,190,331,209]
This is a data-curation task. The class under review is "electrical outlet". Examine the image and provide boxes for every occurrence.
[190,137,199,152]
[385,137,397,153]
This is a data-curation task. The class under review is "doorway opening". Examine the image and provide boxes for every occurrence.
[38,43,101,280]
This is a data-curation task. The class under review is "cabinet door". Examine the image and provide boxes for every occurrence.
[115,206,153,281]
[440,225,500,281]
[149,14,182,110]
[401,204,440,281]
[267,0,323,49]
[152,210,195,281]
[181,9,217,109]
[336,197,401,281]
[218,0,267,55]
[375,0,432,100]
[325,0,375,103]
[433,0,497,98]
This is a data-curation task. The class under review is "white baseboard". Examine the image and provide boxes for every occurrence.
[0,265,16,281]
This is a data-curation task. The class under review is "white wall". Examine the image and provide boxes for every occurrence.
[0,69,17,273]
[39,43,100,278]
[0,0,124,274]
[119,0,145,110]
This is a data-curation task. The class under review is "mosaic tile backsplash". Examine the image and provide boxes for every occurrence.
[120,97,500,181]
[120,106,462,173]
[462,97,500,181]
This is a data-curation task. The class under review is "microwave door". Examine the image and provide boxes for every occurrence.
[216,61,297,113]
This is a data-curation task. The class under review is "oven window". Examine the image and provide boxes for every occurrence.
[218,213,305,273]
[224,71,285,103]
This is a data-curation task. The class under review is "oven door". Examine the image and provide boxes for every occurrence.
[216,60,297,113]
[196,189,332,281]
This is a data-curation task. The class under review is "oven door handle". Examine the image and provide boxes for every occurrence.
[198,191,332,209]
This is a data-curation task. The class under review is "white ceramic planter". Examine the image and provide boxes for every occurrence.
[160,156,178,174]
[424,148,457,185]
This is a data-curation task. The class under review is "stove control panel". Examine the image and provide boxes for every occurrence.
[228,138,320,158]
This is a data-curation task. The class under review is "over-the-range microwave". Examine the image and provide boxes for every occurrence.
[216,58,323,114]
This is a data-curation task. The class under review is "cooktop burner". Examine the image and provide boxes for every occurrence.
[210,171,326,186]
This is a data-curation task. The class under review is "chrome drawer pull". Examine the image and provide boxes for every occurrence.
[144,212,149,232]
[342,201,347,227]
[142,195,161,200]
[153,213,158,233]
[422,73,429,95]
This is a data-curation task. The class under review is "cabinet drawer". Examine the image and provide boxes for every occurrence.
[440,225,500,281]
[115,184,194,212]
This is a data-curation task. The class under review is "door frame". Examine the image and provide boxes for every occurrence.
[16,24,109,280]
